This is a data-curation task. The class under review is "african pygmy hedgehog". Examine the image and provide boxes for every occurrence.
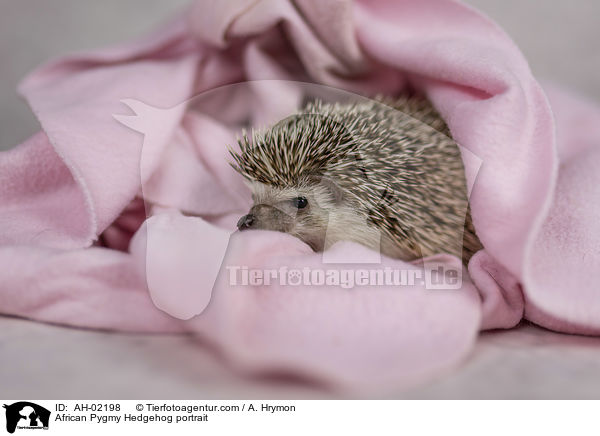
[230,95,482,264]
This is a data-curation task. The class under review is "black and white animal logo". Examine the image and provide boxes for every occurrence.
[3,402,50,434]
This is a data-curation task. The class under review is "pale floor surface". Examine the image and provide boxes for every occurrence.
[3,316,600,399]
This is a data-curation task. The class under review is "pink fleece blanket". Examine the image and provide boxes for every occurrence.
[2,0,600,394]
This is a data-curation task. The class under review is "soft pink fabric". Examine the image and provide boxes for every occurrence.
[1,0,600,392]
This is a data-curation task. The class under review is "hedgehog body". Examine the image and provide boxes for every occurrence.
[231,96,482,264]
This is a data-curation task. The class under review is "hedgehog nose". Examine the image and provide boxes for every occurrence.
[237,214,255,231]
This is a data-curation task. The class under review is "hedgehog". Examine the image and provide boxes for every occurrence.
[229,95,482,264]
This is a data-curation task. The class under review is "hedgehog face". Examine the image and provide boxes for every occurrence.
[237,179,349,252]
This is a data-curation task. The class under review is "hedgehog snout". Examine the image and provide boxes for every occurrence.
[237,214,255,230]
[237,204,295,233]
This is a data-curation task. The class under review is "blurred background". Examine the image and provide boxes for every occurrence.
[1,0,599,150]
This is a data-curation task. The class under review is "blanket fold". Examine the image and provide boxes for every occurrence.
[2,0,599,392]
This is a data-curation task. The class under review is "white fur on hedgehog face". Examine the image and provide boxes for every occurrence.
[240,179,382,253]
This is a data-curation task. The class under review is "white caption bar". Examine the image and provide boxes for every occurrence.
[0,400,596,435]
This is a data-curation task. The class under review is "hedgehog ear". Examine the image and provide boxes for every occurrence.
[312,176,344,205]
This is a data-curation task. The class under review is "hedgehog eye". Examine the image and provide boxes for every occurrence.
[292,196,308,209]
